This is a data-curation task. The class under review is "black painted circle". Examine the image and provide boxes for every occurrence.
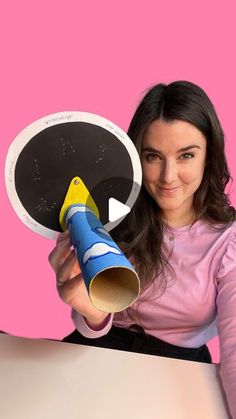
[15,122,133,231]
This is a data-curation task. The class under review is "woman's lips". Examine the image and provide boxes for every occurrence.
[158,186,180,193]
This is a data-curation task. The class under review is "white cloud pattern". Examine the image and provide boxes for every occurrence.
[82,242,121,265]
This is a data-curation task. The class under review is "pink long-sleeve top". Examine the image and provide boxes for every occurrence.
[72,219,236,418]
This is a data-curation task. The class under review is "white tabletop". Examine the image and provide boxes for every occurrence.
[0,333,230,419]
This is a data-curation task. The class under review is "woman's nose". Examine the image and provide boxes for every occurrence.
[159,160,178,184]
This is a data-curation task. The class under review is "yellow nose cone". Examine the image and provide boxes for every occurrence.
[59,176,100,231]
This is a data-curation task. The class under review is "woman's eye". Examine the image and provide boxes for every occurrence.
[146,153,161,161]
[180,153,194,159]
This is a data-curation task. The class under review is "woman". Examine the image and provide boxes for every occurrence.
[49,81,236,418]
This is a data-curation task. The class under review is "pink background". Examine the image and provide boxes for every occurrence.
[1,1,235,363]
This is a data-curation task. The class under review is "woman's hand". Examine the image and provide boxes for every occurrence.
[48,231,109,327]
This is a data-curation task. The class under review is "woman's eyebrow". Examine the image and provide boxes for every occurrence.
[141,145,201,154]
[177,145,201,152]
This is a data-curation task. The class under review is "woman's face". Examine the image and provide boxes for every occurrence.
[141,119,207,225]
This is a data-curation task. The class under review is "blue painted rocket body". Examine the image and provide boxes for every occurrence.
[65,204,140,313]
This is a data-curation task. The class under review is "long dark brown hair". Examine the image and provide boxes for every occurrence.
[111,80,235,314]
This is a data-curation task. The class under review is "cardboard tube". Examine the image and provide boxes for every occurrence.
[65,204,140,313]
[90,267,140,313]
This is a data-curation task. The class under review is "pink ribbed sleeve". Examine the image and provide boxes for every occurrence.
[216,231,236,419]
[71,309,113,338]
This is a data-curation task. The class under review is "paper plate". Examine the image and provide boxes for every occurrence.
[5,111,142,238]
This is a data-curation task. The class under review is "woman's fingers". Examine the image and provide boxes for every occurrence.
[48,234,71,272]
[56,230,70,243]
[57,273,85,308]
[56,249,78,286]
[49,233,104,319]
[56,250,84,308]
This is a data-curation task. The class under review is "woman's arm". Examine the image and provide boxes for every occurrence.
[216,231,236,419]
